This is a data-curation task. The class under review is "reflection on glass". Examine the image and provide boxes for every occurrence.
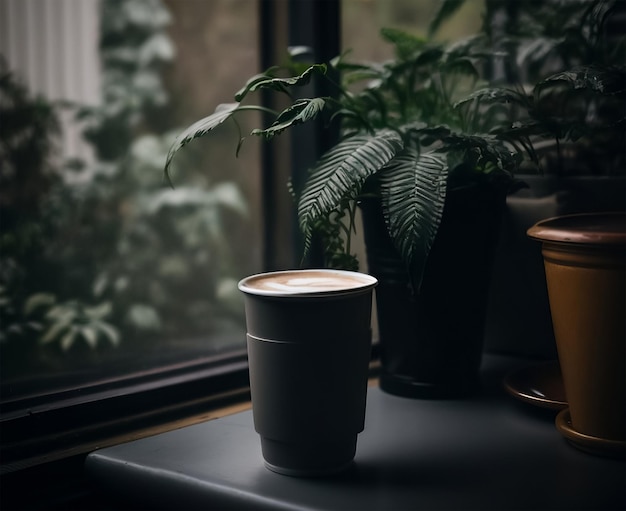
[0,0,261,399]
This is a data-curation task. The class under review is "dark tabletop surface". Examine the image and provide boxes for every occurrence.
[85,355,626,510]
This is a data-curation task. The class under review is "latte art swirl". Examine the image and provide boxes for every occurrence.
[258,276,363,293]
[239,269,377,296]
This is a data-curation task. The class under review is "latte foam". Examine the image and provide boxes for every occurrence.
[239,269,377,296]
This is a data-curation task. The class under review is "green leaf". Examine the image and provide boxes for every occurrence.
[441,56,480,81]
[252,97,327,139]
[81,326,99,349]
[127,304,162,330]
[140,183,247,217]
[454,87,529,109]
[95,321,121,346]
[60,327,78,351]
[84,301,112,320]
[23,293,56,316]
[40,321,69,345]
[298,130,404,256]
[442,133,518,173]
[211,182,249,216]
[45,303,76,323]
[380,27,427,59]
[232,73,269,101]
[516,36,563,69]
[379,148,447,290]
[500,120,551,138]
[234,64,327,102]
[538,65,626,95]
[444,33,491,60]
[336,61,385,85]
[408,45,445,69]
[428,0,465,38]
[164,102,240,184]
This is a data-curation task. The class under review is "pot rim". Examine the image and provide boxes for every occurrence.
[527,212,626,246]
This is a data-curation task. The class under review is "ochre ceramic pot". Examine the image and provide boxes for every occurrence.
[528,212,625,456]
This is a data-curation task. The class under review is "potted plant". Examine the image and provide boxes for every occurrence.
[453,0,626,360]
[457,0,624,451]
[164,23,524,398]
[464,0,625,174]
[527,212,625,458]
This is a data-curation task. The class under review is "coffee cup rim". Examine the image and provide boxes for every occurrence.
[238,269,378,297]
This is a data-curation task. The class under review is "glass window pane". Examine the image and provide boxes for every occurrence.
[0,0,261,400]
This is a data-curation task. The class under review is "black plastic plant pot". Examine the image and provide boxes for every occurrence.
[238,269,377,476]
[360,185,507,399]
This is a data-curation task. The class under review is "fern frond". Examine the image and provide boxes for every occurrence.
[298,129,404,257]
[379,148,448,289]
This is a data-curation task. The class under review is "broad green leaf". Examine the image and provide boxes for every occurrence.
[234,64,327,101]
[538,65,626,95]
[335,60,385,85]
[298,130,404,255]
[380,27,426,60]
[233,73,273,101]
[516,36,563,69]
[441,57,480,82]
[45,304,75,322]
[454,87,528,109]
[253,98,327,139]
[379,148,447,290]
[23,293,56,316]
[127,304,162,330]
[96,321,121,346]
[500,120,551,138]
[408,45,445,70]
[85,301,112,320]
[443,133,518,173]
[81,326,98,349]
[428,0,465,38]
[141,182,247,217]
[164,102,240,183]
[211,182,249,216]
[331,107,372,133]
[40,321,69,344]
[444,34,490,60]
[60,327,78,351]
